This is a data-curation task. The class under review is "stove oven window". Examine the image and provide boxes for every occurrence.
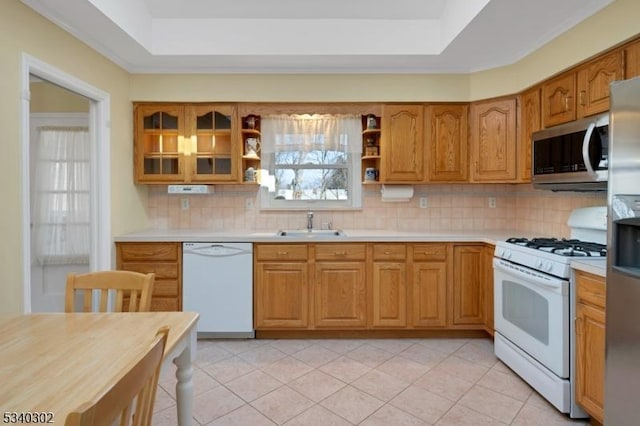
[503,280,549,345]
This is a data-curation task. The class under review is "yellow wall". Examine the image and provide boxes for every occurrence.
[0,0,144,313]
[30,81,90,113]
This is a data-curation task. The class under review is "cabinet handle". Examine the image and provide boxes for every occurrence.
[384,251,392,255]
[565,95,572,112]
[579,91,586,106]
[276,251,289,256]
[334,251,347,256]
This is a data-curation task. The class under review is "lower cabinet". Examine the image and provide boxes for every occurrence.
[411,244,447,327]
[371,244,408,328]
[115,242,182,311]
[575,270,606,423]
[314,244,367,328]
[254,244,309,328]
[254,242,494,332]
[451,244,485,326]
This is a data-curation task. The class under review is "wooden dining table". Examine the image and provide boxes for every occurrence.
[0,311,199,425]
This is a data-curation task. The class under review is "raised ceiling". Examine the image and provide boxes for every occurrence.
[22,0,614,73]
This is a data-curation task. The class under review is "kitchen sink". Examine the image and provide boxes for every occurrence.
[276,229,347,238]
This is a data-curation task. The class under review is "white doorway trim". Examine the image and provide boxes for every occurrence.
[21,54,111,313]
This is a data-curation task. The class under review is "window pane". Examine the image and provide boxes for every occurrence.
[274,149,348,166]
[273,168,348,200]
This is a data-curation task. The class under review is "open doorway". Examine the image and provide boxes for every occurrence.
[30,79,91,311]
[21,54,111,312]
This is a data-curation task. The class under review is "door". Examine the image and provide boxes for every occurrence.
[29,81,91,312]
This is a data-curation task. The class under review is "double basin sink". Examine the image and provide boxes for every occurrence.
[276,229,347,239]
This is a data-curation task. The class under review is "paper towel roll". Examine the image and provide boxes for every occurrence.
[380,185,414,202]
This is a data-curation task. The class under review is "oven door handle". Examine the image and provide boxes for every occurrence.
[493,258,567,293]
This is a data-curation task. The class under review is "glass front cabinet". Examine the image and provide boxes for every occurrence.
[134,103,240,184]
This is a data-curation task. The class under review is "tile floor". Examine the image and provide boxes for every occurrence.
[153,337,593,426]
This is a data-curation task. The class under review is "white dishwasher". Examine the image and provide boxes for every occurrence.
[183,242,254,338]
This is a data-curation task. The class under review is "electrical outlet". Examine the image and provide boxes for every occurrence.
[245,198,254,210]
[419,197,428,209]
[488,197,496,208]
[181,198,189,210]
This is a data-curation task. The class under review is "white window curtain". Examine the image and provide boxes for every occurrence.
[33,127,90,265]
[261,114,362,156]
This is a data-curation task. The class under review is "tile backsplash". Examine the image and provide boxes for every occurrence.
[147,184,605,237]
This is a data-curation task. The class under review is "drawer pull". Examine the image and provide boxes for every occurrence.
[334,251,347,256]
[384,251,392,255]
[276,251,289,256]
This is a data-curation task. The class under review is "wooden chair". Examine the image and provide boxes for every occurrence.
[65,326,169,426]
[65,271,155,312]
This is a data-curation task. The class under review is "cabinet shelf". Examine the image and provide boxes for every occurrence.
[361,155,381,160]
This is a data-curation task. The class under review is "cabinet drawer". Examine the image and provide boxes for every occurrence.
[315,244,366,261]
[150,297,180,312]
[256,244,308,261]
[118,243,179,261]
[576,271,606,309]
[154,279,179,297]
[119,262,179,279]
[373,244,406,261]
[412,244,447,261]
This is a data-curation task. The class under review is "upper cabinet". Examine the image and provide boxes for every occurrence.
[188,104,238,183]
[135,104,186,183]
[576,50,624,118]
[624,39,640,79]
[517,87,541,183]
[469,98,517,182]
[134,103,239,184]
[381,104,424,183]
[425,104,469,182]
[542,72,577,127]
[361,114,382,184]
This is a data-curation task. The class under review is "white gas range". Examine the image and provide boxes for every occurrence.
[493,206,607,419]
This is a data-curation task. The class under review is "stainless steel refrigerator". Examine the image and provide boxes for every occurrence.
[606,76,640,425]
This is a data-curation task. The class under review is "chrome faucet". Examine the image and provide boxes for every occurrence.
[306,211,314,231]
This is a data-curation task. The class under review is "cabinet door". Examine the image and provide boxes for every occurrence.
[470,98,517,182]
[575,302,605,423]
[381,105,424,182]
[187,104,239,182]
[517,88,541,182]
[451,245,484,326]
[371,262,407,327]
[411,262,447,327]
[254,262,309,328]
[542,72,577,127]
[315,262,366,328]
[624,39,640,79]
[483,245,495,334]
[134,104,186,183]
[577,50,624,118]
[425,104,469,182]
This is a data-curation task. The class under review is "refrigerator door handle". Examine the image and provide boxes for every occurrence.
[582,122,597,176]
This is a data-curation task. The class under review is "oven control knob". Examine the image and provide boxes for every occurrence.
[497,249,505,257]
[536,260,543,269]
[545,262,553,272]
[504,250,512,260]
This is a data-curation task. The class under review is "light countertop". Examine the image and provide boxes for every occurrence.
[114,228,523,245]
[571,258,607,277]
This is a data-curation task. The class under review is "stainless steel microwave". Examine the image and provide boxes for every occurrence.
[532,113,609,191]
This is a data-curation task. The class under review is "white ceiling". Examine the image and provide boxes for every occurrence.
[22,0,614,74]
